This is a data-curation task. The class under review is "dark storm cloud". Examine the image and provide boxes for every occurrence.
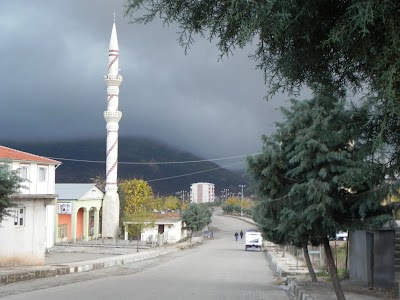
[0,1,290,165]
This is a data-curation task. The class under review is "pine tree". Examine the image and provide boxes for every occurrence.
[248,87,392,300]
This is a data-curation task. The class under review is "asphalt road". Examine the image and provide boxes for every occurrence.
[0,213,289,300]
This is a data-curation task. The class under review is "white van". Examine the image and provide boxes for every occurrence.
[245,230,263,251]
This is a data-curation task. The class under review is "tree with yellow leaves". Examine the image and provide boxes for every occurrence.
[120,179,154,213]
[120,179,155,251]
[164,196,181,211]
[222,196,241,215]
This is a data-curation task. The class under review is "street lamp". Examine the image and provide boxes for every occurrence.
[239,185,246,216]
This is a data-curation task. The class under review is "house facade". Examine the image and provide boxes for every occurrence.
[190,182,215,203]
[0,146,61,266]
[55,183,103,243]
[123,212,187,245]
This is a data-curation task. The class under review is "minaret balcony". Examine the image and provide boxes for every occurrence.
[104,111,122,123]
[105,74,123,86]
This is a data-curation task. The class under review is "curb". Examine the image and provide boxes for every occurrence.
[0,267,71,285]
[265,248,287,277]
[287,278,314,300]
[1,237,205,285]
[0,242,198,285]
[220,214,257,226]
[265,248,315,300]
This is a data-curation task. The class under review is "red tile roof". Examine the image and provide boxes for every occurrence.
[0,146,61,165]
[153,212,181,220]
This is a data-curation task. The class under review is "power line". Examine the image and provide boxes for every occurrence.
[48,152,261,165]
[147,161,245,182]
[46,152,259,183]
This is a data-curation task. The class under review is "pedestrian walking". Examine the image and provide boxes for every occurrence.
[240,230,243,239]
[234,232,239,241]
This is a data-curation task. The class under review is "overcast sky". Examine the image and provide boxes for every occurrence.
[0,1,297,168]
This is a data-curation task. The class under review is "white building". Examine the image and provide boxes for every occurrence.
[0,146,61,266]
[190,182,215,203]
[123,212,187,245]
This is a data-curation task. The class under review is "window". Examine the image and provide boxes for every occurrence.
[19,165,29,181]
[38,167,47,182]
[13,207,25,226]
[58,224,68,239]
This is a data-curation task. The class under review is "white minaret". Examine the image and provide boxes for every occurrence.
[102,16,123,239]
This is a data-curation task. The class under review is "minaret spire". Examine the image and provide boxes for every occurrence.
[102,17,123,239]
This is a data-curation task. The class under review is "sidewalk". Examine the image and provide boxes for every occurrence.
[225,214,395,299]
[266,242,394,300]
[0,237,202,285]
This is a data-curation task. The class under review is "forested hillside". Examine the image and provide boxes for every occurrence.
[3,137,247,195]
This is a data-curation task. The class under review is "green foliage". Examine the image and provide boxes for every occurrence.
[126,1,400,184]
[181,203,212,233]
[123,208,155,240]
[211,199,222,206]
[0,163,22,223]
[125,0,400,103]
[248,87,392,248]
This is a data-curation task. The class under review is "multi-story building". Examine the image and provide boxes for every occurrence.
[0,146,61,266]
[190,182,215,203]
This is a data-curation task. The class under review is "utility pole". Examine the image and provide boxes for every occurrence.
[181,191,186,206]
[239,185,246,216]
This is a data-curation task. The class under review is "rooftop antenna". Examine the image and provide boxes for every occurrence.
[113,12,116,23]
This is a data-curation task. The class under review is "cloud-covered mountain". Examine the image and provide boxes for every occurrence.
[3,137,248,196]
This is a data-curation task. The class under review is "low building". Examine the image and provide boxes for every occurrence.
[55,183,103,243]
[123,212,187,245]
[190,182,215,203]
[0,146,61,266]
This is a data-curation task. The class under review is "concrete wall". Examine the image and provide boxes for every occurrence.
[374,230,395,288]
[0,199,49,266]
[349,230,394,289]
[45,205,55,249]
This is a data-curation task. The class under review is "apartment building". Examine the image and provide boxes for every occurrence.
[190,182,215,203]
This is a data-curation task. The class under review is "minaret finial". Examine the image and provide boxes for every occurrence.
[113,12,115,23]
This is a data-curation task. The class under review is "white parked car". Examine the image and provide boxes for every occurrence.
[335,231,348,241]
[245,230,263,251]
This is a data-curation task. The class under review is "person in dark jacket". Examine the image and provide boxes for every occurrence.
[234,232,239,241]
[240,230,243,239]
